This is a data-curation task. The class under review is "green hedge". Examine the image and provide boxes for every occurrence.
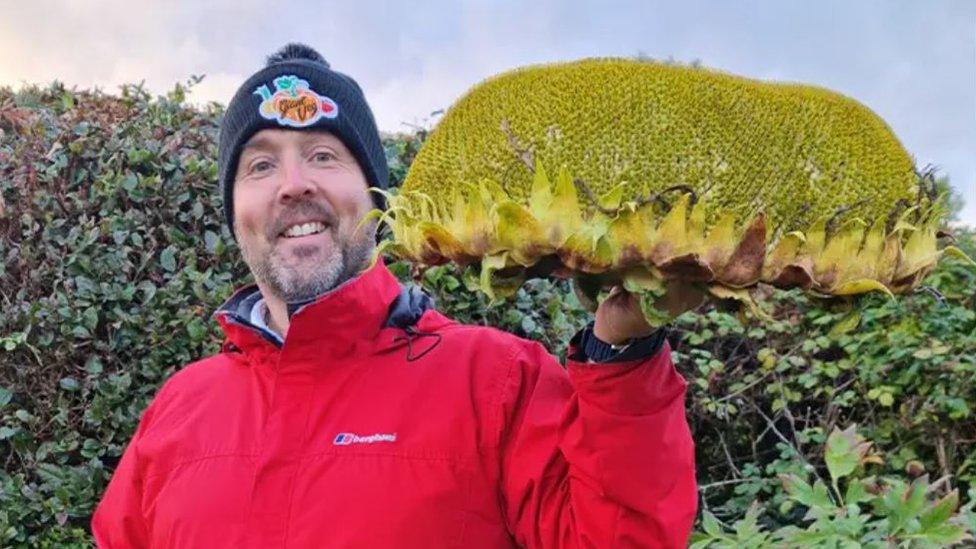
[2,81,975,547]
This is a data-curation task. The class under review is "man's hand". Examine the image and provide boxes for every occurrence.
[593,281,705,345]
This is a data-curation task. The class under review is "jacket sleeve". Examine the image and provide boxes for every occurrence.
[498,336,697,549]
[91,394,162,548]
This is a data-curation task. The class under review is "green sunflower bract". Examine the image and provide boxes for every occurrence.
[378,58,973,318]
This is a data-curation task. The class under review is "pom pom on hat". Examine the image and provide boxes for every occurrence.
[266,43,330,68]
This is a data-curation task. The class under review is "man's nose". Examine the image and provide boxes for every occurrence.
[278,158,315,201]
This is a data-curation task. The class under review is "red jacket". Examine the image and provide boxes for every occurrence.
[92,261,697,548]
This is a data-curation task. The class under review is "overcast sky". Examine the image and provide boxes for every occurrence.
[2,0,974,224]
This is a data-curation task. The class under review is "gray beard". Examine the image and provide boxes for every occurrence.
[243,228,375,303]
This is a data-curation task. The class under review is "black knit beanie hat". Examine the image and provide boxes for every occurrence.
[217,43,389,239]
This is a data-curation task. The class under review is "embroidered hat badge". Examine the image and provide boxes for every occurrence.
[254,75,339,127]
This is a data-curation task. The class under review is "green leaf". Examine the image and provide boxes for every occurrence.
[829,310,861,337]
[59,377,80,391]
[204,230,220,253]
[733,503,763,539]
[83,306,99,332]
[826,429,859,481]
[86,356,104,375]
[915,523,967,545]
[919,489,958,532]
[443,275,461,291]
[139,280,158,302]
[913,348,933,359]
[479,252,521,301]
[824,425,879,481]
[700,509,723,537]
[121,173,138,193]
[847,480,877,508]
[160,246,177,272]
[597,182,626,210]
[781,474,833,510]
[0,386,11,408]
[75,275,96,294]
[903,478,929,518]
[186,318,207,342]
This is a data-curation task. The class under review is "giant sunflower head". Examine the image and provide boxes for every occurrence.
[377,58,972,320]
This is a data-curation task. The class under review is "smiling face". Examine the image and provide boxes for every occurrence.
[232,129,376,303]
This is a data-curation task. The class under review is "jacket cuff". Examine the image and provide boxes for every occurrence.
[569,321,668,363]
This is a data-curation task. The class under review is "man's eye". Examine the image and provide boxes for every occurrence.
[312,151,336,163]
[251,160,273,173]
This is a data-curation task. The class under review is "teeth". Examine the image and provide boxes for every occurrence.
[283,222,326,238]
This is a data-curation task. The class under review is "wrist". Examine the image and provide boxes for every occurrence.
[592,323,655,346]
[571,322,668,364]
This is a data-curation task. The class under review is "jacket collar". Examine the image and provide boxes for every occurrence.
[214,259,404,360]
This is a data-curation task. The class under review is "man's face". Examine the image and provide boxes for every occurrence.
[233,129,376,302]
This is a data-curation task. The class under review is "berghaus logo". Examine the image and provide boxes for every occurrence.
[333,432,397,446]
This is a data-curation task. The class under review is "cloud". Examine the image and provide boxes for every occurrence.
[1,0,973,223]
[0,0,268,95]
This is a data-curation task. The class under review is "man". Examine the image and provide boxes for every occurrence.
[92,44,698,548]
